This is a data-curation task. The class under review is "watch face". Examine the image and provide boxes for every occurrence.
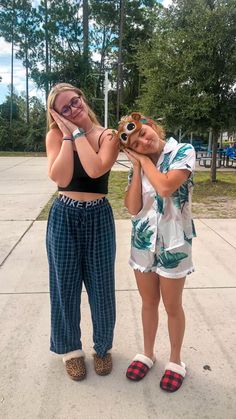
[72,128,85,139]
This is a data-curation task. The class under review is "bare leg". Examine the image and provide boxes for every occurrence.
[160,276,185,365]
[135,270,160,360]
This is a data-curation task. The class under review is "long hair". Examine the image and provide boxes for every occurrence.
[46,83,101,132]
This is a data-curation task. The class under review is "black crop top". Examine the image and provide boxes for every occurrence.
[58,129,112,194]
[58,151,110,194]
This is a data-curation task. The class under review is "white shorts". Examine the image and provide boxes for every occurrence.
[129,240,194,279]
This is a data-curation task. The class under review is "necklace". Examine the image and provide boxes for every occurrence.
[84,123,95,135]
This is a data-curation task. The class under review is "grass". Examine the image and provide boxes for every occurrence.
[37,170,236,221]
[0,151,46,157]
[193,171,236,200]
[192,171,236,218]
[37,192,58,221]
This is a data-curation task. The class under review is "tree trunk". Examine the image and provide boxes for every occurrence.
[96,27,106,98]
[10,30,13,132]
[25,47,29,125]
[10,2,15,150]
[83,0,89,68]
[208,127,212,152]
[210,129,219,182]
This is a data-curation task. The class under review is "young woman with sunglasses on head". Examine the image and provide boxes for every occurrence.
[46,83,119,381]
[117,112,196,392]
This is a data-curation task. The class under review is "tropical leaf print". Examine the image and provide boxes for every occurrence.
[184,232,192,245]
[157,250,188,269]
[152,253,159,268]
[171,190,181,209]
[188,174,194,188]
[179,182,189,205]
[171,145,193,164]
[131,218,154,250]
[172,180,191,209]
[160,153,171,173]
[155,194,164,214]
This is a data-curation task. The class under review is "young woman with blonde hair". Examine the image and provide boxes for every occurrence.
[46,83,119,381]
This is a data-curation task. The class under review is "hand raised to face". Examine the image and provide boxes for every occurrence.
[50,109,78,137]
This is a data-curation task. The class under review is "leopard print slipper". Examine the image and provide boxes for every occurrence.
[93,352,112,376]
[63,350,86,381]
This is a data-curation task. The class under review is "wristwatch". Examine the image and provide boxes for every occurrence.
[72,128,86,140]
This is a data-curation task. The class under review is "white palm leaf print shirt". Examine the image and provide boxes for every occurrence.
[128,137,196,252]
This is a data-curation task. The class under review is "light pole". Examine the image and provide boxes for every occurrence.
[104,71,109,128]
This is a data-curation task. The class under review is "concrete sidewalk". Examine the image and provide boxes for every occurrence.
[0,157,236,419]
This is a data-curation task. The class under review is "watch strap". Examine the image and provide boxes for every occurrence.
[72,128,86,140]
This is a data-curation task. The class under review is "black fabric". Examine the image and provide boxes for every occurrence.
[58,151,110,193]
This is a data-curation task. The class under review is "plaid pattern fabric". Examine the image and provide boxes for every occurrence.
[160,369,184,392]
[46,197,116,357]
[126,361,149,381]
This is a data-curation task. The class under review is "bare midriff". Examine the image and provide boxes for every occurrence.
[58,191,106,201]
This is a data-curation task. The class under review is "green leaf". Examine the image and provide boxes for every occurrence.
[157,250,188,269]
[131,218,154,250]
[155,194,164,214]
[171,190,181,208]
[160,153,171,173]
[171,145,193,164]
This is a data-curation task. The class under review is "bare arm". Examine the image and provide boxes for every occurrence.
[50,110,119,178]
[125,149,190,198]
[74,130,119,178]
[46,128,74,187]
[124,166,143,215]
[123,150,143,215]
[141,157,190,197]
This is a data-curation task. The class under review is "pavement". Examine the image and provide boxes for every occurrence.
[0,156,236,419]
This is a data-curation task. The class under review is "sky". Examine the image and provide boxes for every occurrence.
[0,0,173,105]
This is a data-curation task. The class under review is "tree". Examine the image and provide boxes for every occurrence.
[83,0,89,76]
[24,97,46,151]
[90,0,120,118]
[90,0,160,122]
[31,0,85,95]
[15,0,39,123]
[136,0,236,181]
[0,89,46,151]
[0,0,40,125]
[0,88,27,150]
[0,0,17,139]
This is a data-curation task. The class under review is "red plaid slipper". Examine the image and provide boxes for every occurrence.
[126,354,155,381]
[160,362,186,392]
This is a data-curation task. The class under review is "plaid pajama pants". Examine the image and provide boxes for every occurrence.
[46,195,116,357]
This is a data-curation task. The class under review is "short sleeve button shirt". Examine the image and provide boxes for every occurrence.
[128,137,196,252]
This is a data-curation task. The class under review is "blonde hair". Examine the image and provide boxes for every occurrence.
[141,116,165,140]
[46,83,101,132]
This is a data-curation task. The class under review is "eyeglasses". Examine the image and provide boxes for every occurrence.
[60,96,82,117]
